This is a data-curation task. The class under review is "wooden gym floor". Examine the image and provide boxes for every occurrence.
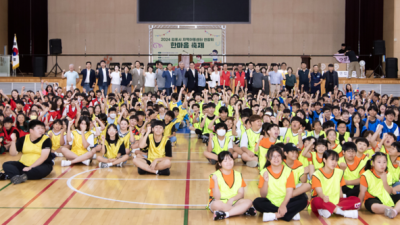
[0,133,398,225]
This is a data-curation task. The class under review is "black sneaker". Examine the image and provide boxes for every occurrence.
[0,173,9,180]
[244,207,257,216]
[213,211,226,221]
[157,168,170,176]
[10,174,27,185]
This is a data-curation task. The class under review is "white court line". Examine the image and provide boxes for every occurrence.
[45,177,258,181]
[173,152,204,153]
[66,169,208,207]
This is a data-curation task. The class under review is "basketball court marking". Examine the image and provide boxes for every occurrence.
[183,132,192,225]
[43,168,98,225]
[65,169,207,207]
[0,183,11,192]
[2,166,73,225]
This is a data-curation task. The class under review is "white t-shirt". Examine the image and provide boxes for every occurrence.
[210,72,220,88]
[64,71,79,87]
[111,72,121,85]
[145,72,156,87]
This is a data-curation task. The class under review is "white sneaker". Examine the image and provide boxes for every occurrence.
[61,160,71,167]
[55,152,64,157]
[343,194,347,198]
[92,153,97,160]
[293,213,300,220]
[82,159,91,166]
[384,208,397,219]
[343,210,358,219]
[99,162,109,168]
[116,162,123,167]
[263,213,276,222]
[318,209,332,218]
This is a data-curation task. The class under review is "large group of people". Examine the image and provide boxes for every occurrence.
[0,57,399,222]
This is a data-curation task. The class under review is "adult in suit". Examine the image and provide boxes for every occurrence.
[121,66,132,94]
[185,62,198,92]
[162,63,176,96]
[130,61,145,89]
[322,64,339,94]
[96,60,111,94]
[173,61,188,94]
[155,61,166,92]
[78,61,96,92]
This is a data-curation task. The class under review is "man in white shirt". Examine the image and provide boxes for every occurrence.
[62,64,79,90]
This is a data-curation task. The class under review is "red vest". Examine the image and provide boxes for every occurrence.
[3,127,17,142]
[235,71,245,87]
[67,105,77,120]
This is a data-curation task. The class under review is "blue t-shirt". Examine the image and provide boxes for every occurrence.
[363,118,381,132]
[346,92,353,100]
[310,72,322,86]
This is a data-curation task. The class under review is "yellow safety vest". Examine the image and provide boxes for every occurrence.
[284,160,304,187]
[71,130,93,156]
[258,139,282,171]
[261,166,293,206]
[227,105,234,117]
[313,168,343,205]
[148,134,169,162]
[245,129,261,154]
[332,144,343,156]
[212,136,230,155]
[203,116,214,135]
[104,139,125,159]
[336,132,350,144]
[214,101,222,116]
[362,170,394,207]
[119,131,131,150]
[20,135,49,167]
[387,154,400,183]
[283,129,311,167]
[338,156,368,188]
[311,152,325,170]
[190,113,201,129]
[48,130,63,150]
[208,170,243,205]
[163,121,176,137]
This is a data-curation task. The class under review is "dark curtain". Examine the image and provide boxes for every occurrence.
[345,0,383,71]
[8,0,48,73]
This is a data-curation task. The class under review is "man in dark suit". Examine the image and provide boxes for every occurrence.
[79,61,96,92]
[323,64,339,94]
[185,62,198,92]
[162,63,176,96]
[96,60,111,94]
[121,66,133,94]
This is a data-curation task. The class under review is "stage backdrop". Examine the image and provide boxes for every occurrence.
[151,28,223,66]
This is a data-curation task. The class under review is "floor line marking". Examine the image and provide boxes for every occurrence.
[0,206,207,210]
[312,211,328,225]
[0,182,11,192]
[2,166,73,225]
[358,215,369,225]
[64,169,207,206]
[183,132,191,225]
[43,168,97,225]
[42,177,259,181]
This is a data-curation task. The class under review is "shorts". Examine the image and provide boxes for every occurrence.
[365,195,400,213]
[208,198,237,213]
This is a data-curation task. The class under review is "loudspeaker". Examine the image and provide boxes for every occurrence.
[386,58,398,78]
[49,39,62,55]
[373,40,385,55]
[33,57,45,77]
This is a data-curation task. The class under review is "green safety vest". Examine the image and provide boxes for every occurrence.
[212,136,230,155]
[338,156,368,189]
[245,129,261,154]
[208,170,243,205]
[203,116,215,135]
[362,170,394,207]
[313,168,343,205]
[260,166,293,207]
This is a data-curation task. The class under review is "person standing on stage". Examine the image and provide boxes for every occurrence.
[269,64,283,97]
[174,61,188,93]
[220,63,231,88]
[245,62,255,92]
[96,60,111,94]
[251,65,264,95]
[185,62,199,92]
[131,61,145,89]
[345,47,361,79]
[322,64,339,94]
[78,61,96,92]
[155,61,166,92]
[62,64,80,90]
[310,65,322,96]
[297,63,310,93]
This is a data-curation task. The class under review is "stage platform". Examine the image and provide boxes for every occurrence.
[0,77,399,96]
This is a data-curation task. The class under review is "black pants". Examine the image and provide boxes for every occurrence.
[197,86,206,93]
[252,87,262,96]
[326,85,334,94]
[176,85,183,94]
[3,161,53,180]
[365,194,400,213]
[342,185,360,198]
[253,193,308,222]
[285,85,294,94]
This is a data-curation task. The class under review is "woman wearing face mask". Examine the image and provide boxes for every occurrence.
[209,151,256,221]
[60,117,95,167]
[204,123,235,164]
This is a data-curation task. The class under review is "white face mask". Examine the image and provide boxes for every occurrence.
[109,113,116,119]
[217,129,226,136]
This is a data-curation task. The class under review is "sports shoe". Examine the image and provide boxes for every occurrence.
[343,210,358,219]
[115,162,123,167]
[82,159,91,166]
[92,153,97,160]
[246,161,258,168]
[385,208,397,219]
[213,211,226,221]
[10,174,27,185]
[343,194,347,198]
[61,160,71,167]
[293,213,300,220]
[157,168,170,176]
[0,173,9,180]
[318,209,331,218]
[99,162,109,168]
[262,213,276,222]
[55,152,64,157]
[243,207,257,216]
